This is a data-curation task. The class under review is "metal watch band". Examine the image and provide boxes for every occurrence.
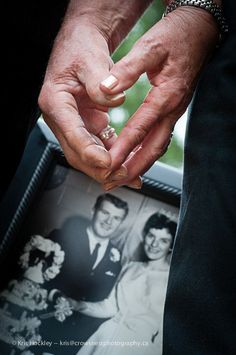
[164,0,229,35]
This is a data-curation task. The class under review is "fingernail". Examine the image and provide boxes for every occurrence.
[103,170,112,179]
[127,183,142,189]
[101,75,118,89]
[127,178,143,189]
[97,160,111,169]
[109,173,128,181]
[103,182,119,191]
[108,92,125,102]
[107,167,128,181]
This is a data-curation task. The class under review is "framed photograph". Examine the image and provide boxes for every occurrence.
[0,121,182,355]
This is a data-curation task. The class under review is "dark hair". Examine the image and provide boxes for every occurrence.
[94,193,129,218]
[142,212,177,249]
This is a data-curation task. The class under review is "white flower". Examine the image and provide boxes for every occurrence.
[109,248,120,262]
[54,297,73,322]
[18,235,65,282]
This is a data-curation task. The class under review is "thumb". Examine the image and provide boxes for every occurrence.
[80,54,126,108]
[100,45,147,95]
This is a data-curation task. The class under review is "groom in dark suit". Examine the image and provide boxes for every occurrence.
[39,193,129,354]
[49,193,128,301]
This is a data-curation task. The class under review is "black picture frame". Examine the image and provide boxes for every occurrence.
[0,121,182,355]
[0,121,182,265]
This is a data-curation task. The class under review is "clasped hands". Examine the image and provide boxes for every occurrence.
[38,4,219,190]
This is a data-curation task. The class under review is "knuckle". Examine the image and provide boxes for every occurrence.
[80,142,94,163]
[118,57,140,80]
[64,151,78,170]
[173,78,190,98]
[38,83,54,112]
[137,36,160,56]
[149,146,166,160]
[172,84,188,107]
[157,80,190,116]
[119,57,132,72]
[134,36,165,69]
[79,142,108,170]
[147,150,159,163]
[86,85,108,106]
[86,84,100,99]
[38,92,46,111]
[63,129,76,144]
[63,128,86,155]
[125,124,149,146]
[156,145,168,157]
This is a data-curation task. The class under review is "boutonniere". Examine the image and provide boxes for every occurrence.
[105,270,116,277]
[109,248,120,262]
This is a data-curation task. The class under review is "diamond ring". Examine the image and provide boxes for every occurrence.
[99,125,116,140]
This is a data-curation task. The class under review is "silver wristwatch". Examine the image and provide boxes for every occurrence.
[164,0,229,35]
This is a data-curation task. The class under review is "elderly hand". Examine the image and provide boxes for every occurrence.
[38,19,125,183]
[100,6,220,190]
[38,0,151,184]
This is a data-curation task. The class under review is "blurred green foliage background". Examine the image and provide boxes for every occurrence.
[110,0,184,169]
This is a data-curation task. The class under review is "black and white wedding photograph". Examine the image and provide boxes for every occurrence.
[0,164,179,355]
[2,0,235,353]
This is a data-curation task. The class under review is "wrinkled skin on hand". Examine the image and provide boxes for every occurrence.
[100,7,219,190]
[38,19,126,183]
[39,4,219,190]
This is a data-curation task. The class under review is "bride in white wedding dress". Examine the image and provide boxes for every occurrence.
[73,213,176,355]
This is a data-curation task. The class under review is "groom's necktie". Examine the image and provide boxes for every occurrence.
[90,243,101,268]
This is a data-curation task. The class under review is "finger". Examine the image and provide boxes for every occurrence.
[109,118,175,186]
[79,107,109,135]
[80,113,117,151]
[124,119,174,179]
[103,148,141,183]
[101,160,142,190]
[79,108,117,150]
[102,176,143,192]
[73,89,118,149]
[109,72,189,171]
[100,31,165,95]
[48,125,112,183]
[100,50,145,94]
[74,87,110,113]
[40,89,111,169]
[78,50,126,107]
[108,86,169,170]
[97,126,118,150]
